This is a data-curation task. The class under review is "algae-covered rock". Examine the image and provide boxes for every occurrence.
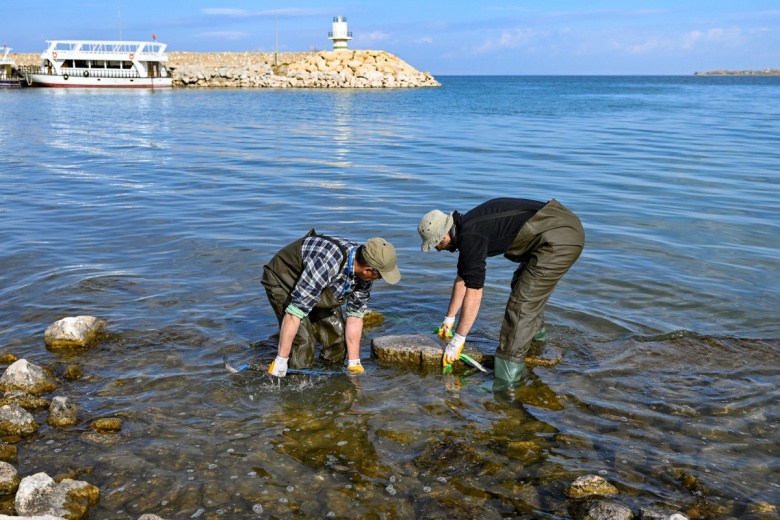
[44,316,106,350]
[566,475,619,498]
[90,417,123,433]
[47,396,78,428]
[14,472,99,519]
[0,359,58,396]
[0,405,38,437]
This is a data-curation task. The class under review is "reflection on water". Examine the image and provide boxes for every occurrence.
[1,78,779,518]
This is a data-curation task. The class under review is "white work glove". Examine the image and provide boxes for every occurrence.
[442,333,466,366]
[347,359,365,373]
[438,316,456,338]
[267,355,288,377]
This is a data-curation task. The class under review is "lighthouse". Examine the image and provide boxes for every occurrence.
[328,16,352,51]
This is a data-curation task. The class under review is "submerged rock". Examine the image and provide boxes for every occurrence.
[414,438,484,477]
[44,316,106,350]
[569,500,633,520]
[566,475,619,498]
[0,390,50,411]
[90,418,123,433]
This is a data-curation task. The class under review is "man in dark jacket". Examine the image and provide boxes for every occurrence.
[262,230,400,377]
[417,198,584,388]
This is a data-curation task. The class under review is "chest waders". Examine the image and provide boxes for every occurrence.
[261,229,350,369]
[481,200,585,390]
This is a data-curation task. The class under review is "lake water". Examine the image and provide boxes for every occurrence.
[0,77,778,519]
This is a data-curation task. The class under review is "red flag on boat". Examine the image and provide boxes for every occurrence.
[152,33,157,41]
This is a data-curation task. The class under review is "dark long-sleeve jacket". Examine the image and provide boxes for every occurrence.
[453,198,546,289]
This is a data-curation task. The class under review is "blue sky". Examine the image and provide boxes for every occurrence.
[3,1,779,75]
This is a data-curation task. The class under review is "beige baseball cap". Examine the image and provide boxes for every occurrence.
[363,238,401,284]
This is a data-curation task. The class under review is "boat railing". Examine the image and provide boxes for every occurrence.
[44,41,168,58]
[17,64,169,79]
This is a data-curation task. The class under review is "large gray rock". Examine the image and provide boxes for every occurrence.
[44,316,106,350]
[0,360,58,396]
[0,405,38,437]
[14,472,99,519]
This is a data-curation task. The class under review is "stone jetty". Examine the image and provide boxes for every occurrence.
[13,50,441,88]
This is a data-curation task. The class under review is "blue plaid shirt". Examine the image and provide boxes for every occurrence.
[286,235,373,318]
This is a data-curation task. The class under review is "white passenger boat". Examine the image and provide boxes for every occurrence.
[20,40,172,88]
[0,44,22,88]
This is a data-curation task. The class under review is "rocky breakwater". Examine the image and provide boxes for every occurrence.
[169,50,441,88]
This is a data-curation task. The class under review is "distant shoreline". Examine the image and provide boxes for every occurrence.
[694,69,780,76]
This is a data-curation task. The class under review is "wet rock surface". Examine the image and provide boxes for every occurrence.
[47,396,78,428]
[0,405,38,437]
[0,360,58,396]
[566,474,620,498]
[414,438,485,477]
[14,472,99,519]
[44,316,106,351]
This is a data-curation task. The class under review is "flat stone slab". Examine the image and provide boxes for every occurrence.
[371,334,563,370]
[371,334,492,369]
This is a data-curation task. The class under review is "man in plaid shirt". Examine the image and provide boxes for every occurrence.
[261,229,401,377]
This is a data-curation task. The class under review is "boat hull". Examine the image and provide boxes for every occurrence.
[24,73,172,89]
[0,79,22,88]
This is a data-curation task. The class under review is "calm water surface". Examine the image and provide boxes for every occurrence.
[0,77,778,519]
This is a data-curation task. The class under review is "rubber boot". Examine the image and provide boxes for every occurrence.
[493,357,525,391]
[533,327,547,342]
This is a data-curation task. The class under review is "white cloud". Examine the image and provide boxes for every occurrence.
[474,29,542,53]
[202,9,249,17]
[363,31,390,42]
[414,37,433,45]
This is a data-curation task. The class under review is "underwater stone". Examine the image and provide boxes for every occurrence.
[569,500,633,520]
[90,418,123,433]
[0,390,50,411]
[566,475,619,498]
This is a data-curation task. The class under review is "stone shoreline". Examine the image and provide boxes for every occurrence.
[13,50,441,89]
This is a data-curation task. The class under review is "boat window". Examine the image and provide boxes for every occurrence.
[107,61,121,69]
[75,60,89,68]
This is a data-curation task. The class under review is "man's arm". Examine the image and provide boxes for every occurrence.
[445,276,467,319]
[455,286,482,337]
[277,312,302,358]
[344,315,364,361]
